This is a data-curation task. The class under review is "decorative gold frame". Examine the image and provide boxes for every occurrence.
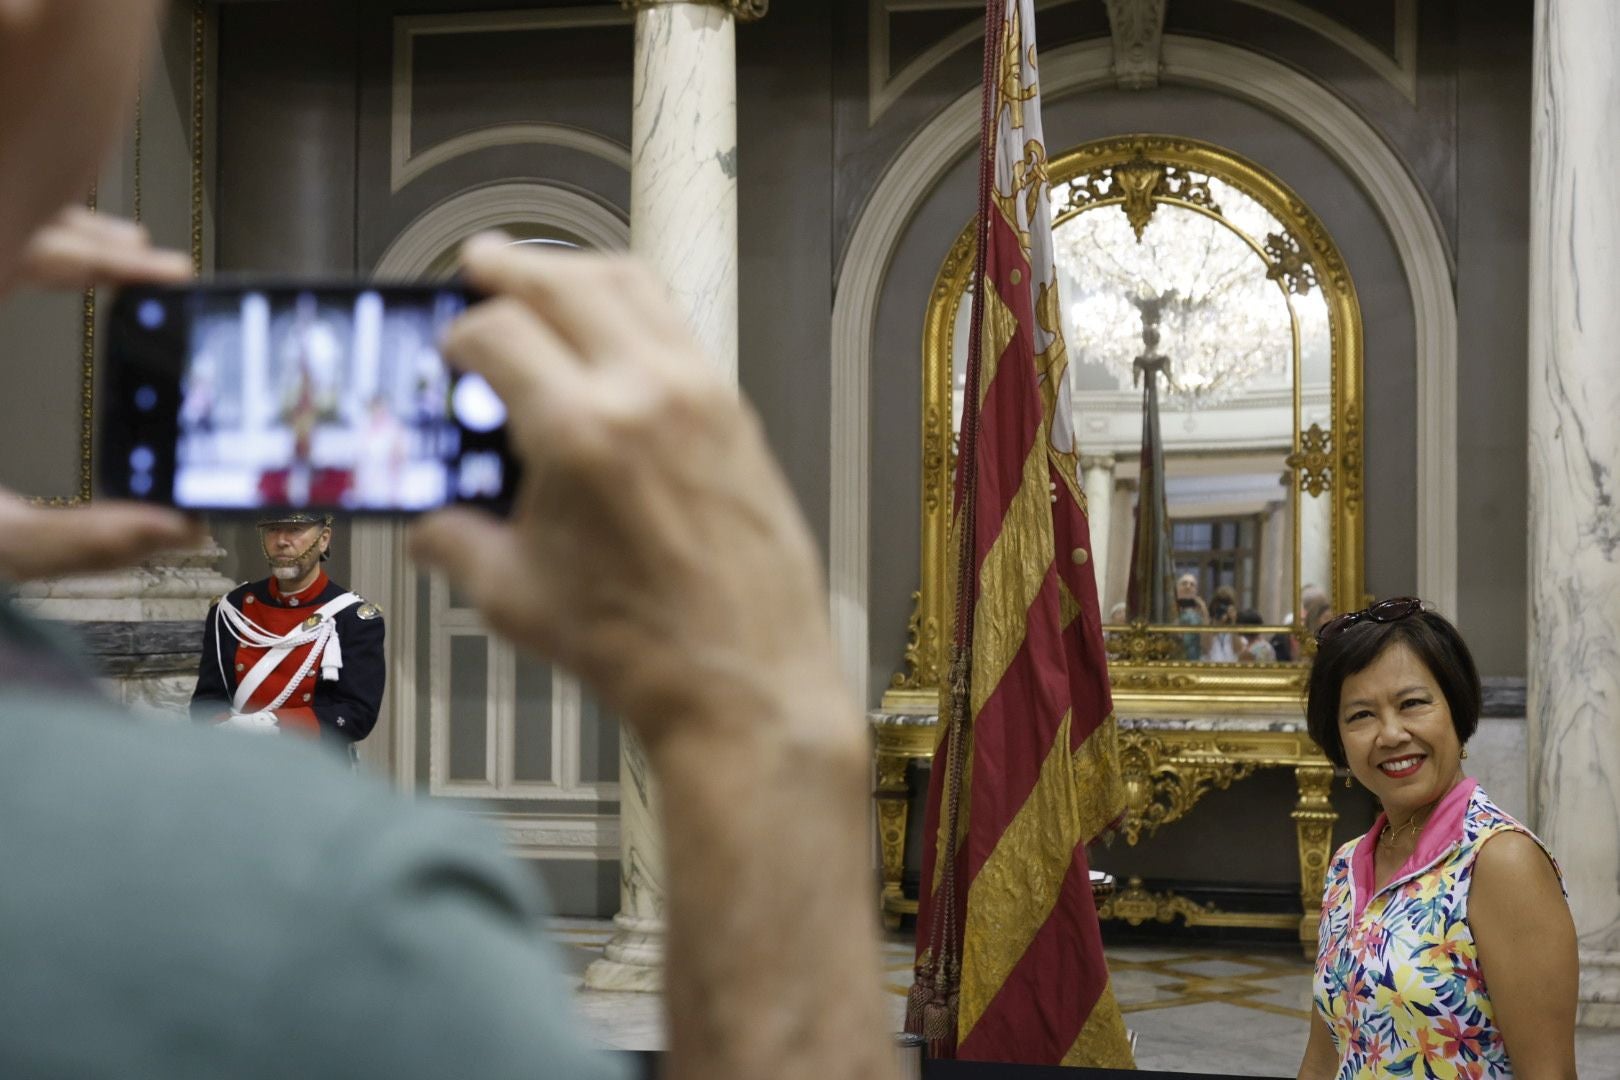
[888,135,1365,715]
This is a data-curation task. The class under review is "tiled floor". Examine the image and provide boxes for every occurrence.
[550,919,1620,1077]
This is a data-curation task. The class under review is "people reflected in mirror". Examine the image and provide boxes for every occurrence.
[1236,608,1275,663]
[1296,599,1577,1078]
[190,512,386,755]
[1175,572,1209,659]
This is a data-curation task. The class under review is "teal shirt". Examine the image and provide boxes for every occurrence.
[0,609,627,1079]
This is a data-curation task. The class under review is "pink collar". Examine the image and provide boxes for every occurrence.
[1350,776,1477,921]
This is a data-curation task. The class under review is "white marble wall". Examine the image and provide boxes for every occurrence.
[1529,0,1620,1027]
[1468,717,1529,826]
[585,0,741,993]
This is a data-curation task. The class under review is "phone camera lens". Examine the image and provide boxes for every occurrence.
[134,385,158,412]
[452,374,506,433]
[137,299,166,331]
[130,473,154,497]
[130,446,156,472]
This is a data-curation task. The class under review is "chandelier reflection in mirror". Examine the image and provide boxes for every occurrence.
[1062,191,1292,410]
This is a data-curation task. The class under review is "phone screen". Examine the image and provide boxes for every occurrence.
[102,283,516,514]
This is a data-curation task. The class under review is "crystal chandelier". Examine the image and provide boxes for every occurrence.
[1060,201,1291,409]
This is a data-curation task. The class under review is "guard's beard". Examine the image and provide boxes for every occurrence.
[263,533,324,583]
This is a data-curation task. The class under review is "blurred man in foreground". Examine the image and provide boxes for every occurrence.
[0,5,895,1079]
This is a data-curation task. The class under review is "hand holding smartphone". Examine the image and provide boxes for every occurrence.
[100,282,517,515]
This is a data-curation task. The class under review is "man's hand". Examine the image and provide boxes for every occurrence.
[0,496,203,583]
[219,712,279,735]
[0,206,199,584]
[415,238,896,1080]
[18,205,191,290]
[412,237,833,750]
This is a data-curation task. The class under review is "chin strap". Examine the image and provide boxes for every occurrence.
[261,529,327,575]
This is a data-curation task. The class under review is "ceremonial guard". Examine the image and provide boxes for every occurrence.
[191,512,385,751]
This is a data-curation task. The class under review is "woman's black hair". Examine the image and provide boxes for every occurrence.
[1304,607,1481,768]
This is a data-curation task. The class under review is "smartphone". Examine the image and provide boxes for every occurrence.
[100,282,517,515]
[1176,596,1197,609]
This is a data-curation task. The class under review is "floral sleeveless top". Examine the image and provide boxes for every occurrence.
[1312,780,1564,1078]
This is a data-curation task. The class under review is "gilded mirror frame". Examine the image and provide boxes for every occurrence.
[889,135,1364,714]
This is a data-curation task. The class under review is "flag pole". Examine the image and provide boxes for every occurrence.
[904,0,1005,1056]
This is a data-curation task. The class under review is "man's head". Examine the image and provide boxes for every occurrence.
[258,512,332,584]
[1175,573,1199,600]
[1299,582,1328,623]
[0,1,165,289]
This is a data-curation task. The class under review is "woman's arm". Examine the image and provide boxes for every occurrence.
[1470,830,1579,1079]
[1296,1010,1339,1080]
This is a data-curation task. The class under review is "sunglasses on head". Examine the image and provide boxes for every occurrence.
[1314,596,1429,644]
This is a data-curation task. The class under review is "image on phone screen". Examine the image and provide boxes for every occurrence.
[103,284,515,514]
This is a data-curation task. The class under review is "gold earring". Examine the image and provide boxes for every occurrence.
[1343,774,1352,789]
[1461,746,1469,760]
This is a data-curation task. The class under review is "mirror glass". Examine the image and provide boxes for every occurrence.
[948,166,1335,665]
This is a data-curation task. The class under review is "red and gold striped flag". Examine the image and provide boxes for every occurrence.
[905,0,1133,1066]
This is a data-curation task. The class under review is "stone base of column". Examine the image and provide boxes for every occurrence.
[13,541,234,717]
[1579,949,1620,1028]
[583,912,665,992]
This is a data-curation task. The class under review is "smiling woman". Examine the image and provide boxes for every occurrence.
[1296,604,1578,1079]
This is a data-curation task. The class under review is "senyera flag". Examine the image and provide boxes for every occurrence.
[904,0,1133,1067]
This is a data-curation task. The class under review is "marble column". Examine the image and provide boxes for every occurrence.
[1105,479,1136,616]
[1528,0,1620,1028]
[1298,488,1333,608]
[1080,455,1115,610]
[585,0,754,993]
[1259,498,1290,626]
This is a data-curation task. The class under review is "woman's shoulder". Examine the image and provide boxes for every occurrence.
[1465,785,1543,844]
[1463,785,1566,897]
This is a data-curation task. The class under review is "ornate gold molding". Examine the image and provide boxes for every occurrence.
[1287,423,1334,497]
[872,715,1338,947]
[1264,229,1317,295]
[1117,732,1257,844]
[895,134,1365,715]
[1291,764,1337,942]
[871,717,941,930]
[1097,877,1299,932]
[1104,620,1184,664]
[619,0,768,21]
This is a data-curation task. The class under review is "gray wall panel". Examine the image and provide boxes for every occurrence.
[737,0,836,557]
[215,2,359,275]
[513,652,555,784]
[531,858,621,920]
[448,634,489,782]
[1454,0,1532,675]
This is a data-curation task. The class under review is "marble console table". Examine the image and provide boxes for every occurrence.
[871,710,1337,954]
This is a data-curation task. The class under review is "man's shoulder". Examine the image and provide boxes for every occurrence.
[217,578,269,609]
[324,580,384,625]
[0,693,627,1080]
[0,691,520,904]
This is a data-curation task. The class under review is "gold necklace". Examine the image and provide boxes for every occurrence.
[1379,798,1441,851]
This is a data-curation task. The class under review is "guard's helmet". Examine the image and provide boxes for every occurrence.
[256,511,334,560]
